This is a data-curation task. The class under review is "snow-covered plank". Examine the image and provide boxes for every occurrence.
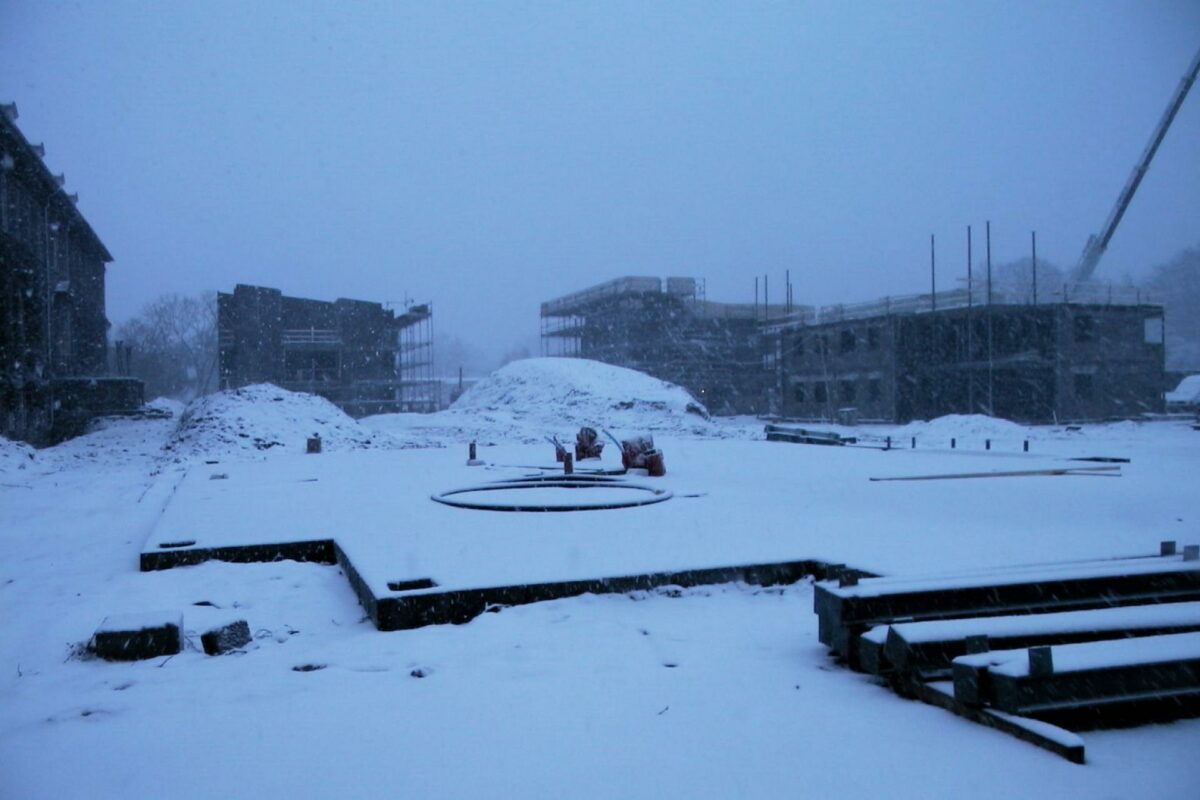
[953,632,1200,714]
[919,681,1086,763]
[881,601,1200,675]
[815,555,1200,661]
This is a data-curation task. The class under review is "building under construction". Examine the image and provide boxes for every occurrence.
[770,286,1165,423]
[218,284,435,416]
[540,277,787,415]
[540,276,1165,423]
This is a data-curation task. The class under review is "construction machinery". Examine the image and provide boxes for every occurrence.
[1071,47,1200,288]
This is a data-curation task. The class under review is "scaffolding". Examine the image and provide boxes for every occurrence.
[539,277,787,415]
[395,303,438,412]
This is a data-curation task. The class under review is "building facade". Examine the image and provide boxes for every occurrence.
[1,104,142,444]
[541,277,786,415]
[218,284,435,416]
[774,290,1165,423]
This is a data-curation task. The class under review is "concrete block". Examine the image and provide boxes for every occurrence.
[92,612,182,661]
[200,620,251,655]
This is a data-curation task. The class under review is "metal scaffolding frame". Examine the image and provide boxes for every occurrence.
[395,303,438,412]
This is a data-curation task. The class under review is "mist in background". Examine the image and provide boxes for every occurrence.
[2,1,1198,373]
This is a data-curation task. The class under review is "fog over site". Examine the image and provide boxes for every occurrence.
[4,6,1200,798]
[2,2,1198,369]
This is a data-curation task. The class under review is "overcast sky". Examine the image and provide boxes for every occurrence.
[2,1,1198,367]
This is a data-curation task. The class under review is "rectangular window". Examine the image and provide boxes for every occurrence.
[868,379,881,402]
[839,380,856,402]
[868,327,881,350]
[1074,372,1094,399]
[840,329,856,353]
[1144,317,1163,344]
[793,383,806,403]
[1074,315,1094,343]
[814,383,827,403]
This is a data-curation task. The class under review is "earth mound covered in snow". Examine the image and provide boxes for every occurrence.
[163,384,412,462]
[366,358,723,444]
[453,358,710,420]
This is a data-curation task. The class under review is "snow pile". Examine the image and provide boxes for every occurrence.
[1166,374,1200,405]
[453,358,710,421]
[0,435,36,475]
[888,414,1033,444]
[367,358,721,444]
[163,384,413,462]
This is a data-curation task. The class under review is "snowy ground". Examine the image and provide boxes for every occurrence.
[2,360,1199,798]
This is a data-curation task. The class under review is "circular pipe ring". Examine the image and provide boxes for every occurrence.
[431,477,673,512]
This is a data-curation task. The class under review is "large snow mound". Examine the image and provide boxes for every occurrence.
[452,358,710,419]
[366,358,722,444]
[163,384,411,462]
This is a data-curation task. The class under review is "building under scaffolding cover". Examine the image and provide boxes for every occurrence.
[540,277,788,415]
[218,284,436,416]
[769,285,1165,424]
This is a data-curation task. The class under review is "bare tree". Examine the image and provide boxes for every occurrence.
[1146,245,1200,371]
[115,292,217,401]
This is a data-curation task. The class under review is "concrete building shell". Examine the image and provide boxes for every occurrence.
[218,284,435,416]
[772,294,1165,424]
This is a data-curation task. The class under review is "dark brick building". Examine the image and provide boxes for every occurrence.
[1,104,142,444]
[218,284,435,416]
[773,290,1166,423]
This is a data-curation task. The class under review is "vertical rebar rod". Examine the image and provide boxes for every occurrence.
[967,225,973,309]
[967,225,974,413]
[930,234,937,311]
[1032,231,1038,305]
[987,221,994,413]
[986,220,993,306]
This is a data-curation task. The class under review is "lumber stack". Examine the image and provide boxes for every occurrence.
[814,545,1200,761]
[953,632,1200,714]
[763,424,849,446]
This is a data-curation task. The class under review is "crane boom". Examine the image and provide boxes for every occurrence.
[1072,47,1200,286]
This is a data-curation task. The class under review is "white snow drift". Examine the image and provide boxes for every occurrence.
[366,357,724,444]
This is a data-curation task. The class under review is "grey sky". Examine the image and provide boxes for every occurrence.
[2,1,1198,367]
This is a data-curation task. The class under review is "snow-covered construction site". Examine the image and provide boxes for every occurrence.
[2,357,1199,799]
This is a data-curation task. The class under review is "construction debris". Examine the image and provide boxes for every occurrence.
[764,423,849,446]
[868,465,1121,482]
[91,612,183,662]
[574,427,605,460]
[200,620,252,655]
[618,434,666,476]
